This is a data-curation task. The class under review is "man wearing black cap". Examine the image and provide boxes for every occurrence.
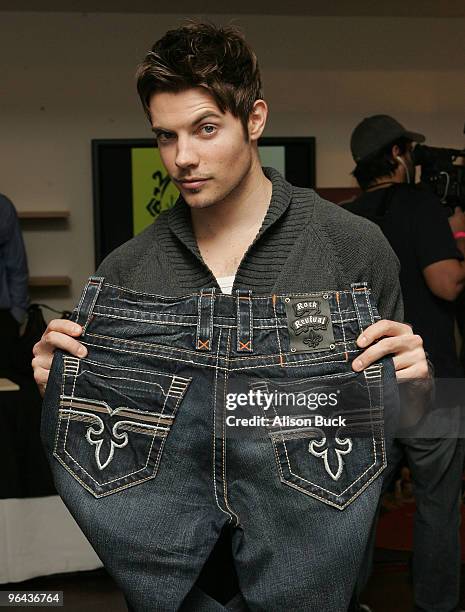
[346,115,465,612]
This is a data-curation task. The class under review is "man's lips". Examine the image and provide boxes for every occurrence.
[176,178,210,189]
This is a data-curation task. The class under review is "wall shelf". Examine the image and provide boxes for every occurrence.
[18,211,70,220]
[29,276,71,288]
[19,213,72,292]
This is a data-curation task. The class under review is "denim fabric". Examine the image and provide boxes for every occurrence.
[389,437,463,612]
[41,278,398,611]
[354,437,464,612]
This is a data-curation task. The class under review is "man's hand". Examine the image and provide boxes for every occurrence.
[32,319,88,397]
[351,319,429,380]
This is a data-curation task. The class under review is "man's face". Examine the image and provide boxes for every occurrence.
[149,87,254,209]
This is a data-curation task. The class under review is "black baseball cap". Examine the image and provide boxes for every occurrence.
[350,115,425,162]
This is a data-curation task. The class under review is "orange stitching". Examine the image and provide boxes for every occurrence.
[197,339,210,350]
[279,354,284,366]
[336,291,340,304]
[354,288,365,292]
[239,340,251,351]
[272,294,276,306]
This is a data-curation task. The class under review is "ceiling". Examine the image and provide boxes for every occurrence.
[0,0,464,17]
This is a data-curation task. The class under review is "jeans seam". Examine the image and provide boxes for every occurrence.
[82,280,102,334]
[352,287,365,335]
[364,289,375,325]
[209,289,215,350]
[275,465,386,511]
[75,279,90,321]
[249,292,253,351]
[95,308,196,325]
[272,294,284,366]
[212,328,233,521]
[335,291,349,356]
[196,291,203,349]
[62,357,81,462]
[84,331,356,365]
[222,328,241,525]
[101,281,356,300]
[82,339,359,373]
[236,291,240,351]
[77,356,183,380]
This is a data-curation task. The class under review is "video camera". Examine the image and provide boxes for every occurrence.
[413,128,465,209]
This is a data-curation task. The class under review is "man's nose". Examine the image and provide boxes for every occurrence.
[175,137,199,169]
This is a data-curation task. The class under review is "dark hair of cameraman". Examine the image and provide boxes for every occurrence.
[352,137,411,190]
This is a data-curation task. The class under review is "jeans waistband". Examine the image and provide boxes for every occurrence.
[72,277,380,357]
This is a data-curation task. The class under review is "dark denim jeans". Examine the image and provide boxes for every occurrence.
[41,278,398,611]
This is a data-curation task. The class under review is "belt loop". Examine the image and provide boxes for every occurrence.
[196,288,215,351]
[74,276,104,335]
[350,282,374,333]
[236,289,253,352]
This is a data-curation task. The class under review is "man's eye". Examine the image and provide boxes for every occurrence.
[157,132,174,142]
[201,125,216,135]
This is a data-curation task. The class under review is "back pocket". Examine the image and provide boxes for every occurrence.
[53,355,191,498]
[253,364,386,510]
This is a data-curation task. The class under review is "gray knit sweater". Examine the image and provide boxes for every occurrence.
[96,167,403,322]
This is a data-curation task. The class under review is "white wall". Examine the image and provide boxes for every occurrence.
[0,12,464,312]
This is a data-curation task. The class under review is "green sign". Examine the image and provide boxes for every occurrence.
[131,148,179,235]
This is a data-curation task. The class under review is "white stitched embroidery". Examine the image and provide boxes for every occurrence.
[85,416,129,471]
[307,437,353,481]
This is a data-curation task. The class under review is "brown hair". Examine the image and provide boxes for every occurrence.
[136,21,263,134]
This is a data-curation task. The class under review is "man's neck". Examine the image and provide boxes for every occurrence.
[366,169,405,192]
[366,180,395,192]
[189,158,273,278]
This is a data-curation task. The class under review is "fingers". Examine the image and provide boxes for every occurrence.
[31,319,88,396]
[353,330,423,373]
[356,319,413,349]
[391,345,426,371]
[394,360,430,380]
[32,363,50,398]
[37,330,87,357]
[32,319,87,359]
[46,318,84,338]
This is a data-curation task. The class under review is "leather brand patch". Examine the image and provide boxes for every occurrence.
[284,295,335,353]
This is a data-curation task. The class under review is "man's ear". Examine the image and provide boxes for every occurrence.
[248,99,268,142]
[391,144,401,159]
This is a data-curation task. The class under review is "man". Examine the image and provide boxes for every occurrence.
[0,193,29,371]
[345,114,465,612]
[33,25,428,611]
